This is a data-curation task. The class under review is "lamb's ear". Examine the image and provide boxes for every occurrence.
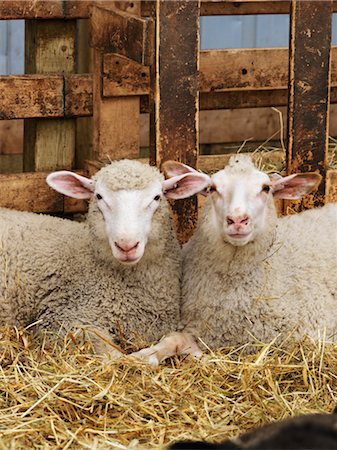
[162,160,211,199]
[270,172,322,200]
[162,173,211,199]
[46,171,94,199]
[162,160,200,178]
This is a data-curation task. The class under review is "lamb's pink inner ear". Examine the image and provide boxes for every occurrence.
[271,173,322,200]
[46,171,94,199]
[162,173,210,199]
[162,160,200,178]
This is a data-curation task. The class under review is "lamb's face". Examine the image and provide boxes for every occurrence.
[46,159,193,266]
[161,155,322,247]
[94,179,163,264]
[210,165,272,246]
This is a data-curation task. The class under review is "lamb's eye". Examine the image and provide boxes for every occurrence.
[154,195,161,201]
[96,193,103,200]
[262,185,271,193]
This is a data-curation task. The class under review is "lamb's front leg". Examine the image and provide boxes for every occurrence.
[130,332,202,366]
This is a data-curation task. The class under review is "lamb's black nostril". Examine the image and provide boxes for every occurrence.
[115,241,140,253]
[226,216,249,226]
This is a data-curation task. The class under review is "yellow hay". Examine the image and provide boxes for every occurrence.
[0,328,336,449]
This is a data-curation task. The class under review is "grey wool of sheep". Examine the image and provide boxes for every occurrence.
[179,155,337,349]
[0,160,182,356]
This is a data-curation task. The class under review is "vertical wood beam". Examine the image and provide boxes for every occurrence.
[91,2,141,162]
[24,20,76,171]
[75,19,93,168]
[287,0,332,211]
[151,0,200,243]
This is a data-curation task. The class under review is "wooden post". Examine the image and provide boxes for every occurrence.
[286,0,332,211]
[75,18,93,169]
[151,0,200,243]
[24,20,76,171]
[91,2,144,162]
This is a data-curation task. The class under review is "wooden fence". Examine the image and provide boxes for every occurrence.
[0,0,337,242]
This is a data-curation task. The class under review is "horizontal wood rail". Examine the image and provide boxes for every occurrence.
[1,47,337,119]
[0,170,87,214]
[1,0,337,19]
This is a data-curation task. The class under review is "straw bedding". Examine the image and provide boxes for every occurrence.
[0,328,336,449]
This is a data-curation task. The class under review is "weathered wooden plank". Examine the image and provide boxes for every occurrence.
[0,170,87,213]
[199,90,288,110]
[141,103,337,148]
[4,0,337,20]
[64,74,93,117]
[200,48,288,92]
[0,0,139,19]
[91,2,144,161]
[200,48,337,93]
[151,0,199,243]
[200,0,290,15]
[102,54,150,97]
[2,76,337,121]
[287,0,332,210]
[0,154,23,173]
[75,19,94,168]
[202,86,337,110]
[0,120,23,156]
[0,171,62,212]
[143,0,337,16]
[1,45,337,119]
[0,0,304,19]
[5,0,337,19]
[90,4,151,64]
[146,87,337,113]
[0,75,64,119]
[0,1,64,19]
[24,20,76,172]
[66,0,123,19]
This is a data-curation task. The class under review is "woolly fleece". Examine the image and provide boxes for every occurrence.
[0,160,181,351]
[180,158,337,348]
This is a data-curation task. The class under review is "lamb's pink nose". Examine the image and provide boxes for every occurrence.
[114,241,139,253]
[226,215,250,226]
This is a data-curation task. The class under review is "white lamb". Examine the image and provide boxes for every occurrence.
[0,159,200,357]
[133,154,337,365]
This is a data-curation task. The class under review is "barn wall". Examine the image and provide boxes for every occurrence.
[1,14,337,165]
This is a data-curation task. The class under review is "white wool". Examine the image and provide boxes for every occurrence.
[179,158,337,348]
[0,161,181,355]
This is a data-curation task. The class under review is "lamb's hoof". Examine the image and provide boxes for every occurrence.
[130,348,160,367]
[190,348,203,359]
